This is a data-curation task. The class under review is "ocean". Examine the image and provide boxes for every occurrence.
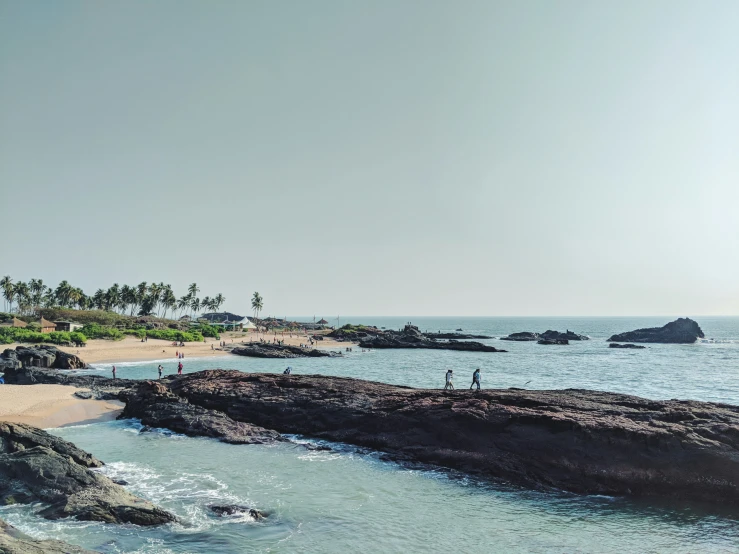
[2,316,738,553]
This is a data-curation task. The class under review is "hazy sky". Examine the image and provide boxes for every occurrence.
[1,1,738,317]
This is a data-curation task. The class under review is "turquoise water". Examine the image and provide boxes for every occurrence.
[2,317,739,552]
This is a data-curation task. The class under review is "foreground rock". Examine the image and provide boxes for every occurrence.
[229,343,341,358]
[120,381,284,444]
[609,343,646,349]
[0,422,176,525]
[0,518,96,553]
[608,318,705,344]
[127,370,739,506]
[358,325,505,353]
[0,345,88,372]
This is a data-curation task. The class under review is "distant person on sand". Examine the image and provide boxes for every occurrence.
[444,369,454,390]
[470,368,481,390]
[177,362,183,375]
[112,365,117,380]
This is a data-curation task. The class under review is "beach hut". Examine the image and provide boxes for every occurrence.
[0,317,27,328]
[317,318,329,326]
[54,321,83,332]
[40,317,57,334]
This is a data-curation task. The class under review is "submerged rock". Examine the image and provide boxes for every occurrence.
[537,338,569,345]
[423,332,493,339]
[126,370,739,507]
[358,325,505,352]
[608,318,705,344]
[0,517,96,553]
[208,504,266,519]
[0,422,176,525]
[229,344,341,358]
[609,343,646,349]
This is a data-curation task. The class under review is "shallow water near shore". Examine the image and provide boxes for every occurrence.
[3,317,739,552]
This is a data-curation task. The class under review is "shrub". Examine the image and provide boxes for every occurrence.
[123,329,146,339]
[145,329,204,342]
[0,327,87,346]
[193,323,220,339]
[80,323,124,341]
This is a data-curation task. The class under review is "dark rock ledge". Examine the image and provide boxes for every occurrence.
[120,370,739,507]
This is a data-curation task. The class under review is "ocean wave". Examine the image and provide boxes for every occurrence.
[89,355,230,369]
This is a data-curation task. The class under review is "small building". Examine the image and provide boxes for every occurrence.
[200,312,253,331]
[54,321,83,332]
[0,317,28,328]
[317,318,329,326]
[40,317,57,334]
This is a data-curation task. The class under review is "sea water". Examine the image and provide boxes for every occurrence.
[2,317,738,553]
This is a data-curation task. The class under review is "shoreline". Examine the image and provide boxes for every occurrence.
[0,384,123,429]
[4,331,354,365]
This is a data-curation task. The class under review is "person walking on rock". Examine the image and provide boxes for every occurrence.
[444,369,454,390]
[158,365,163,379]
[177,361,183,375]
[112,365,117,380]
[470,368,481,390]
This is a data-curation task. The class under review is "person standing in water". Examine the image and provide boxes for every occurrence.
[470,368,481,390]
[283,366,292,375]
[444,369,454,390]
[177,361,183,375]
[158,365,163,379]
[112,365,117,380]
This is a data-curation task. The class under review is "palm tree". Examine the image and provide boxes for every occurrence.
[251,292,263,323]
[136,282,148,314]
[162,287,177,319]
[55,281,73,308]
[29,279,44,314]
[107,284,121,313]
[190,296,201,319]
[92,289,105,310]
[214,293,225,312]
[201,296,211,313]
[42,288,56,309]
[177,295,190,319]
[1,275,13,313]
[14,282,30,315]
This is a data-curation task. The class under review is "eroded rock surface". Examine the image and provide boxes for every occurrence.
[229,344,340,358]
[123,370,739,506]
[0,346,88,372]
[608,318,705,344]
[0,422,176,525]
[358,325,505,353]
[500,332,539,341]
[1,367,132,400]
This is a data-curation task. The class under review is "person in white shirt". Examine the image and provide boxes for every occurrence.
[444,369,454,390]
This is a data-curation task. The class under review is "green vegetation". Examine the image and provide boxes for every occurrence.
[193,323,220,339]
[145,329,204,342]
[80,323,125,340]
[0,327,87,346]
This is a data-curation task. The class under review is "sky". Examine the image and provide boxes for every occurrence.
[1,1,738,317]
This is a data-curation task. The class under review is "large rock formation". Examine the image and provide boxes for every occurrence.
[501,330,588,342]
[0,422,176,525]
[121,371,739,506]
[539,330,589,341]
[228,343,341,358]
[0,518,96,553]
[423,332,493,339]
[327,325,384,341]
[0,345,88,372]
[608,318,705,344]
[358,325,505,353]
[119,381,284,444]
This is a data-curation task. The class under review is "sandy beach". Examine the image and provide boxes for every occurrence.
[0,384,123,428]
[11,331,353,364]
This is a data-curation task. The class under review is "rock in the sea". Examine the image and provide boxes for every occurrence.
[500,332,540,341]
[608,318,705,344]
[229,344,341,358]
[0,422,176,525]
[127,370,739,506]
[0,345,88,372]
[120,380,285,445]
[539,330,588,341]
[358,325,505,352]
[0,517,96,553]
[537,338,569,345]
[423,332,493,339]
[208,504,266,519]
[609,343,646,349]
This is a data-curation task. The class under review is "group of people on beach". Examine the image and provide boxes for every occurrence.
[444,368,481,390]
[112,361,183,380]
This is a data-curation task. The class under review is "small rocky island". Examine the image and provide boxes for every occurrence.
[227,343,341,359]
[608,318,705,343]
[609,343,646,349]
[501,330,588,343]
[356,325,505,353]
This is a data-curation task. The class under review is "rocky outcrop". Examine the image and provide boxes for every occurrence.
[0,422,176,525]
[120,381,284,445]
[423,332,493,339]
[327,325,383,341]
[208,504,266,519]
[609,343,646,349]
[0,345,88,372]
[1,367,132,400]
[358,325,505,353]
[537,338,568,345]
[500,332,539,341]
[608,318,705,344]
[0,518,97,553]
[539,330,589,341]
[124,370,739,506]
[228,343,341,358]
